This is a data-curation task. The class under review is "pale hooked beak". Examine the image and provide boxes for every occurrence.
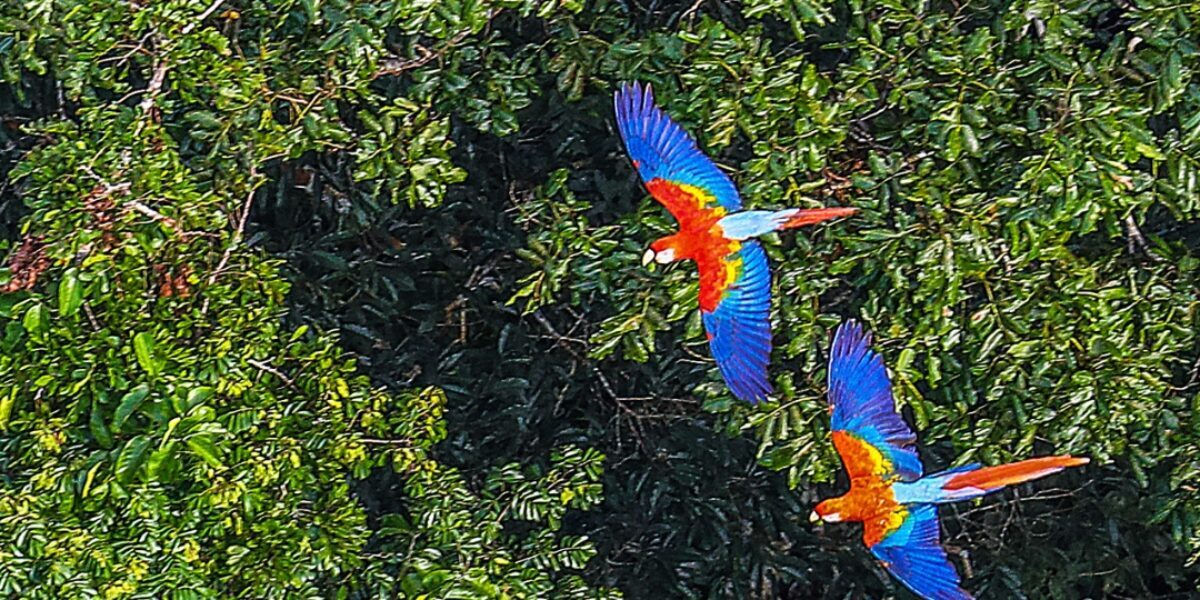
[641,248,656,267]
[809,511,821,523]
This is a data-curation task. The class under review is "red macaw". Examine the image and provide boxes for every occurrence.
[614,82,856,403]
[810,320,1090,599]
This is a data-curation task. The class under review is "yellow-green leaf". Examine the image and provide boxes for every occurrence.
[58,267,83,316]
[134,332,161,376]
[187,435,226,469]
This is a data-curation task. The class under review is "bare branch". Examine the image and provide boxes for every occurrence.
[182,0,228,35]
[247,358,297,389]
[373,11,498,79]
[206,166,259,287]
[1125,214,1161,261]
[127,198,179,229]
[138,58,169,115]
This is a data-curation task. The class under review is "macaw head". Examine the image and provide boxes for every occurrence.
[641,236,682,266]
[810,498,844,524]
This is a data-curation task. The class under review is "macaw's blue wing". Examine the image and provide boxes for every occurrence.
[700,240,772,403]
[827,320,922,481]
[869,505,973,600]
[613,81,742,219]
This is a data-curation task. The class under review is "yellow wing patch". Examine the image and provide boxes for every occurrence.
[832,431,896,481]
[863,503,908,547]
[677,182,724,215]
[722,240,743,291]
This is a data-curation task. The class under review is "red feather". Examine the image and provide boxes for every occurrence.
[943,455,1089,492]
[782,207,858,229]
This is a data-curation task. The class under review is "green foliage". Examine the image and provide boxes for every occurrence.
[0,1,615,598]
[499,0,1200,596]
[372,446,611,599]
[5,0,1200,598]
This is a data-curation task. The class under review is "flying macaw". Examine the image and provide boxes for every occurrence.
[614,81,856,403]
[810,320,1089,600]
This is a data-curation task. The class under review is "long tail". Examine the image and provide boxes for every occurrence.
[779,206,858,229]
[935,455,1089,501]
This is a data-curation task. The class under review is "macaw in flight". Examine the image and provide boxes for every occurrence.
[614,81,856,403]
[810,320,1090,600]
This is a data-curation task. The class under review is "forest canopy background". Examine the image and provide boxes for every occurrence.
[1,0,1199,598]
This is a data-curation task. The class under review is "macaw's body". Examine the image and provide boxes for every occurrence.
[614,82,856,403]
[812,321,1089,600]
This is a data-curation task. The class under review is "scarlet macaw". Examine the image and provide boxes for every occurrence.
[810,320,1089,599]
[614,82,856,403]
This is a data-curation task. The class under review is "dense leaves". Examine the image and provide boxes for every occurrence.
[263,0,1199,597]
[3,0,1200,598]
[0,1,614,598]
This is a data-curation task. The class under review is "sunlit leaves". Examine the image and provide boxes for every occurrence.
[354,99,466,207]
[509,168,638,317]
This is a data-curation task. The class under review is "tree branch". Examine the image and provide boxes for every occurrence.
[182,0,228,35]
[247,358,297,389]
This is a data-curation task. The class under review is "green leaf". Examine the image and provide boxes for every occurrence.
[183,386,214,413]
[22,302,47,333]
[112,384,151,432]
[187,435,226,469]
[147,441,179,481]
[133,331,162,376]
[57,267,83,316]
[90,399,114,449]
[115,435,152,484]
[961,124,980,156]
[946,125,963,161]
[0,387,15,430]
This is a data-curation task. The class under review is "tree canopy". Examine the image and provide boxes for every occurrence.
[2,0,1199,598]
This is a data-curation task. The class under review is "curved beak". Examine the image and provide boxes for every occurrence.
[641,248,656,267]
[808,511,821,524]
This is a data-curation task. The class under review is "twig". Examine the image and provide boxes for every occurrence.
[360,438,414,447]
[679,0,705,23]
[530,309,651,454]
[374,44,437,78]
[246,358,297,389]
[182,0,228,35]
[373,11,497,79]
[206,167,259,288]
[1124,214,1161,261]
[201,170,258,315]
[127,199,180,229]
[532,310,622,401]
[82,303,103,332]
[97,33,154,66]
[138,59,169,115]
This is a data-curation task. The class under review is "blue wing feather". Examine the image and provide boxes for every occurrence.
[828,320,923,480]
[870,505,973,600]
[614,82,741,211]
[701,241,771,403]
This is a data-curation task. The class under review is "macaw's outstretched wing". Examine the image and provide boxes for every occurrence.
[614,81,741,227]
[869,505,972,600]
[699,240,771,403]
[827,320,923,481]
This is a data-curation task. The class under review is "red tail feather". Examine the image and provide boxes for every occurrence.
[782,207,858,229]
[943,455,1089,492]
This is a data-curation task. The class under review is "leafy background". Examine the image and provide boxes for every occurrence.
[2,0,1200,598]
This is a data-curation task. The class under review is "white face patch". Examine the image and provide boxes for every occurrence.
[654,248,675,264]
[822,512,842,523]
